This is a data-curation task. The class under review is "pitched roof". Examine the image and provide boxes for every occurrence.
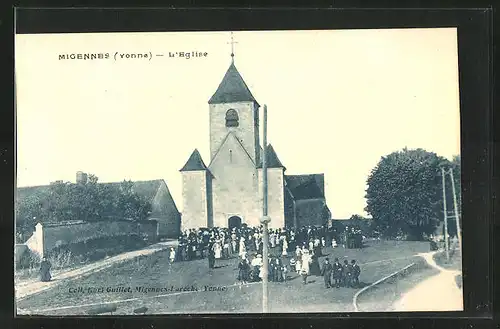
[180,149,209,172]
[208,62,259,105]
[257,144,285,169]
[285,174,325,200]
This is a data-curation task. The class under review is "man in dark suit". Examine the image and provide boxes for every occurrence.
[320,257,333,288]
[351,259,361,287]
[208,240,215,269]
[332,258,343,288]
[342,259,353,288]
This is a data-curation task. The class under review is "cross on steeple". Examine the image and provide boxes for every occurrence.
[227,32,238,63]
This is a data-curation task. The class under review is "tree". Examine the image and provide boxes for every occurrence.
[365,148,451,240]
[15,174,153,240]
[116,180,152,221]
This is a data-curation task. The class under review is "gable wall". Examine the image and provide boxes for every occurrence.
[209,101,259,164]
[210,133,260,227]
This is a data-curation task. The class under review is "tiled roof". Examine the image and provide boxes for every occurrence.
[208,62,259,105]
[180,149,209,172]
[285,174,325,200]
[257,144,285,169]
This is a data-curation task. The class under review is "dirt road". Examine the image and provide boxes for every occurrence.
[392,251,463,311]
[15,241,177,301]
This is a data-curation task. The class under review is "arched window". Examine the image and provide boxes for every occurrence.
[225,109,239,127]
[229,150,233,163]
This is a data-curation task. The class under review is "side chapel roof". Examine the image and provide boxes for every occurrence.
[180,149,209,172]
[285,174,325,200]
[257,144,286,170]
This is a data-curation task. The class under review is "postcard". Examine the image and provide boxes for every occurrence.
[14,28,463,315]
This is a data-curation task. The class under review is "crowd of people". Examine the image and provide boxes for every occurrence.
[172,224,363,289]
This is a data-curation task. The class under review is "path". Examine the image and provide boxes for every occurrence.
[392,250,463,311]
[15,240,177,301]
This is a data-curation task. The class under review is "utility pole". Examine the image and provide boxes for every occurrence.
[449,168,462,256]
[440,167,450,261]
[260,104,271,313]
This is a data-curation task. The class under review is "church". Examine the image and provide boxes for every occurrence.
[180,52,331,231]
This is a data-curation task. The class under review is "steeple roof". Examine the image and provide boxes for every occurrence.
[180,149,209,172]
[258,144,286,170]
[208,62,259,105]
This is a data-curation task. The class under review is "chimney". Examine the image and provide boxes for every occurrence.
[76,171,88,184]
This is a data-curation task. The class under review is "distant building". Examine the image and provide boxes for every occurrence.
[16,173,181,239]
[180,54,330,230]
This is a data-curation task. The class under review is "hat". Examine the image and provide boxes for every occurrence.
[325,258,329,261]
[257,254,262,258]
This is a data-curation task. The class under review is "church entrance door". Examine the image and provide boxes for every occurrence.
[228,216,242,230]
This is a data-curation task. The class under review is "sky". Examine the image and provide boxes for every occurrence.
[15,28,460,218]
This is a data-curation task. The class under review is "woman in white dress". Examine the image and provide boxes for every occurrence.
[214,240,222,259]
[239,237,246,256]
[282,238,288,256]
[300,250,312,284]
[331,238,337,248]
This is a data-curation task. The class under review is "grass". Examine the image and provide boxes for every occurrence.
[355,256,441,312]
[17,239,432,315]
[432,248,462,271]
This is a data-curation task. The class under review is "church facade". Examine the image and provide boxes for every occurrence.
[180,58,331,231]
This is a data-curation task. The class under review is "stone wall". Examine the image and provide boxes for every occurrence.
[151,181,181,238]
[209,131,261,228]
[25,220,158,258]
[209,101,259,164]
[181,171,208,230]
[14,244,29,267]
[258,168,285,229]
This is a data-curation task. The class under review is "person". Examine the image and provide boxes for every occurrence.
[251,254,263,282]
[342,259,352,287]
[238,258,250,284]
[169,247,176,264]
[332,238,337,249]
[295,256,302,274]
[351,259,361,287]
[39,257,52,282]
[309,254,321,276]
[282,238,288,257]
[300,249,312,284]
[239,237,246,257]
[295,245,302,259]
[320,257,333,288]
[282,262,288,282]
[208,245,216,269]
[332,258,342,288]
[214,240,222,259]
[289,257,297,273]
[223,239,230,259]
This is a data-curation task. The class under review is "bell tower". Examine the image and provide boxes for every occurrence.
[207,39,260,165]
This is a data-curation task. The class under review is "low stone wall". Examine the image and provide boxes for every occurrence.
[15,244,29,267]
[25,220,158,257]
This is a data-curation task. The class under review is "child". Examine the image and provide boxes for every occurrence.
[351,259,361,287]
[282,263,288,282]
[169,247,176,264]
[289,257,297,273]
